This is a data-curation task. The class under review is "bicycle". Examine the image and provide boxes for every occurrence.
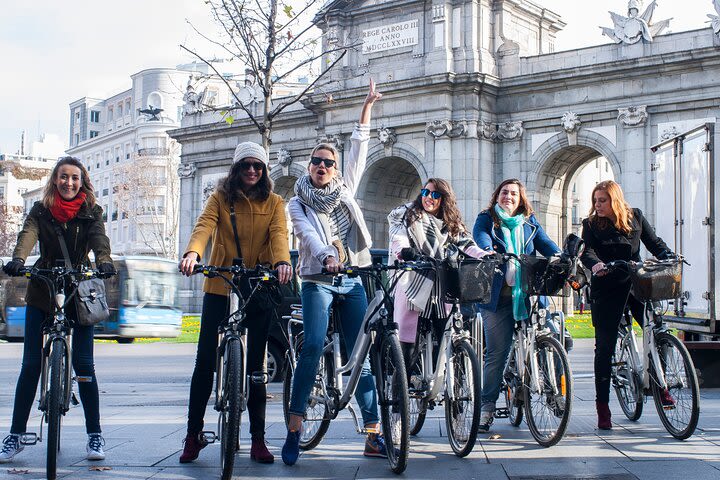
[605,257,700,440]
[12,264,110,480]
[404,255,496,457]
[496,245,580,447]
[191,263,278,480]
[282,263,417,474]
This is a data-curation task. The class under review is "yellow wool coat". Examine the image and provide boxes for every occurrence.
[184,190,291,296]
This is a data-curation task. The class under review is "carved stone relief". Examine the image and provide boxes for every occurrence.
[618,105,648,127]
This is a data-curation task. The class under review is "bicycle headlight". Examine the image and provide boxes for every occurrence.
[654,306,663,316]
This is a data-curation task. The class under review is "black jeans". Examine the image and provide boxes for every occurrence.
[11,305,101,434]
[592,289,645,404]
[186,293,272,438]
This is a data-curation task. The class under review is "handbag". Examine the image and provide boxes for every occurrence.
[54,224,110,326]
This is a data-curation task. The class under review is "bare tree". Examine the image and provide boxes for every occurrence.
[113,143,181,259]
[181,0,357,152]
[0,200,23,257]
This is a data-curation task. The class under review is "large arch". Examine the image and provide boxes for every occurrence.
[269,163,306,201]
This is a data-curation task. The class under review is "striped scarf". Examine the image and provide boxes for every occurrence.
[295,173,352,253]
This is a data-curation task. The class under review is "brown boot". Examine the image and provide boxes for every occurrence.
[596,401,612,430]
[179,432,207,463]
[250,437,274,463]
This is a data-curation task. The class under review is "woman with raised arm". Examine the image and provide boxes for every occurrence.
[472,178,560,433]
[282,79,384,466]
[178,141,292,464]
[580,180,673,430]
[0,156,114,464]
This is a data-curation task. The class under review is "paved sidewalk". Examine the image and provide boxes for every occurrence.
[1,339,719,479]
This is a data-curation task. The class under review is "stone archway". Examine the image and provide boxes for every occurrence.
[269,163,305,201]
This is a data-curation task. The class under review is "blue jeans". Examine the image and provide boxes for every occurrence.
[11,305,101,434]
[480,295,515,412]
[288,278,379,426]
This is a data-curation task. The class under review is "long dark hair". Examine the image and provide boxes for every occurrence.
[486,178,534,227]
[406,178,467,237]
[42,156,96,209]
[217,161,273,204]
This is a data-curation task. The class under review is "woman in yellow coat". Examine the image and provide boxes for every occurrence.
[178,141,292,464]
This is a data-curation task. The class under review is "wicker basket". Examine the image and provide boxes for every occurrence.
[439,256,499,303]
[630,261,682,302]
[519,255,572,297]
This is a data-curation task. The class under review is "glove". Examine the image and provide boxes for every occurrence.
[399,247,420,261]
[658,251,677,261]
[97,263,116,278]
[3,258,24,277]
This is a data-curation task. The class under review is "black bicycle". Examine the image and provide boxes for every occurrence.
[12,265,110,480]
[192,263,278,480]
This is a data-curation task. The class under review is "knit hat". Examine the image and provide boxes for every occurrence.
[233,141,267,165]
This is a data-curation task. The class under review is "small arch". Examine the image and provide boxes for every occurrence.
[365,142,428,183]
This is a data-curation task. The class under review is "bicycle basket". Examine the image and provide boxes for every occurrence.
[630,260,682,302]
[439,256,499,303]
[519,255,572,297]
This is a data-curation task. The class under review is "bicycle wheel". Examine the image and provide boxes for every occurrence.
[408,339,428,436]
[504,347,524,427]
[651,332,700,440]
[523,335,573,447]
[444,339,481,457]
[282,334,331,450]
[612,332,643,421]
[46,338,66,480]
[376,333,409,474]
[220,338,242,480]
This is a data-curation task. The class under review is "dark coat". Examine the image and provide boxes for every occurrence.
[580,208,671,327]
[12,201,112,313]
[473,211,561,312]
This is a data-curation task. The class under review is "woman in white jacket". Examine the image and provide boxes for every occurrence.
[282,80,384,466]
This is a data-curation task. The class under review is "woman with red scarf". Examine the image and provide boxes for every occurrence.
[0,156,114,464]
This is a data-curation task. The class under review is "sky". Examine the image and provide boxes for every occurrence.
[0,0,716,156]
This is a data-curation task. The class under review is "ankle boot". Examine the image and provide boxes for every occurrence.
[596,401,612,430]
[250,436,274,463]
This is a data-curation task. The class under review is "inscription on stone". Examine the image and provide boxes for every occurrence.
[362,19,419,54]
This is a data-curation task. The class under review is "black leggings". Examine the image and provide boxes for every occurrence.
[186,293,273,438]
[592,290,645,404]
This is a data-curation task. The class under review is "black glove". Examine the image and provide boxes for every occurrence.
[96,263,116,278]
[657,250,677,260]
[3,258,24,277]
[399,247,420,261]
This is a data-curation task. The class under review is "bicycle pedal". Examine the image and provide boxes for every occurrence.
[494,408,510,419]
[251,371,269,384]
[19,433,38,446]
[199,431,217,444]
[70,392,79,406]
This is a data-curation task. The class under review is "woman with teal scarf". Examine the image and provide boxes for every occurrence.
[472,179,560,432]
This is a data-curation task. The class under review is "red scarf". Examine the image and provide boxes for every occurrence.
[49,190,87,223]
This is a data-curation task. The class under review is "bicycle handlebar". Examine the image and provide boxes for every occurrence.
[597,256,685,276]
[320,260,435,277]
[192,263,279,281]
[18,266,111,281]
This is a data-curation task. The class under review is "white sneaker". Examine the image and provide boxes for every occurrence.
[0,434,24,463]
[478,411,494,433]
[86,434,106,461]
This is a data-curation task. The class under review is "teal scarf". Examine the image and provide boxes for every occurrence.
[495,203,528,320]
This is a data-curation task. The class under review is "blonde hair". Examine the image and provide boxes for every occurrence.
[588,180,633,234]
[42,156,96,209]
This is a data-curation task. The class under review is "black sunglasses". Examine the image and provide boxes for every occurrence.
[239,161,264,171]
[310,156,337,168]
[420,188,442,200]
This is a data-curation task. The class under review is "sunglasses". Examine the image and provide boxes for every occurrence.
[239,161,264,171]
[310,156,337,168]
[420,188,442,200]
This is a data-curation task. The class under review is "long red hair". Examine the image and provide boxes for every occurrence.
[588,180,633,234]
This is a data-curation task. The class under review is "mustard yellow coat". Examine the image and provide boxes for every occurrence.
[184,190,291,296]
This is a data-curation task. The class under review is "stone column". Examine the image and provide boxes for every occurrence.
[617,106,650,217]
[177,162,197,313]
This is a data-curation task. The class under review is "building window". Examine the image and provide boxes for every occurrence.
[125,99,131,116]
[103,188,109,196]
[126,153,130,160]
[108,107,113,121]
[112,211,118,221]
[89,131,99,138]
[96,162,100,169]
[102,207,108,222]
[90,111,100,123]
[118,103,123,117]
[75,111,80,124]
[105,159,109,166]
[74,134,80,145]
[0,186,4,200]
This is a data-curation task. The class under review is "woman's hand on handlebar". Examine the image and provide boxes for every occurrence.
[323,255,343,273]
[591,262,607,277]
[179,252,199,277]
[277,264,292,284]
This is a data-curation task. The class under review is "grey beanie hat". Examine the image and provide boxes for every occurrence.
[233,141,268,165]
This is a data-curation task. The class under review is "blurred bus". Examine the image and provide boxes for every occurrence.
[0,255,182,343]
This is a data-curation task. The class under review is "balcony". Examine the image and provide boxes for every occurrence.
[137,148,170,157]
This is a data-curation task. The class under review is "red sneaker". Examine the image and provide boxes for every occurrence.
[660,389,676,408]
[179,433,207,463]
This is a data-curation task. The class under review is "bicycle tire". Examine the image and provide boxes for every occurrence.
[523,335,573,447]
[46,338,66,480]
[651,332,700,440]
[376,333,410,474]
[408,338,428,436]
[504,347,524,427]
[220,338,242,480]
[444,339,481,457]
[282,334,331,451]
[612,332,643,421]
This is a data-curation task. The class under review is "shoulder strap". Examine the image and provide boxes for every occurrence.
[53,223,73,268]
[229,203,243,265]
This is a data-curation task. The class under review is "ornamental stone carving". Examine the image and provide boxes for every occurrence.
[618,105,648,127]
[710,1,720,38]
[426,120,466,139]
[447,121,467,138]
[496,121,524,141]
[276,148,293,167]
[317,133,344,151]
[177,162,196,179]
[561,112,581,146]
[479,122,497,141]
[660,126,680,140]
[600,0,671,45]
[377,127,397,147]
